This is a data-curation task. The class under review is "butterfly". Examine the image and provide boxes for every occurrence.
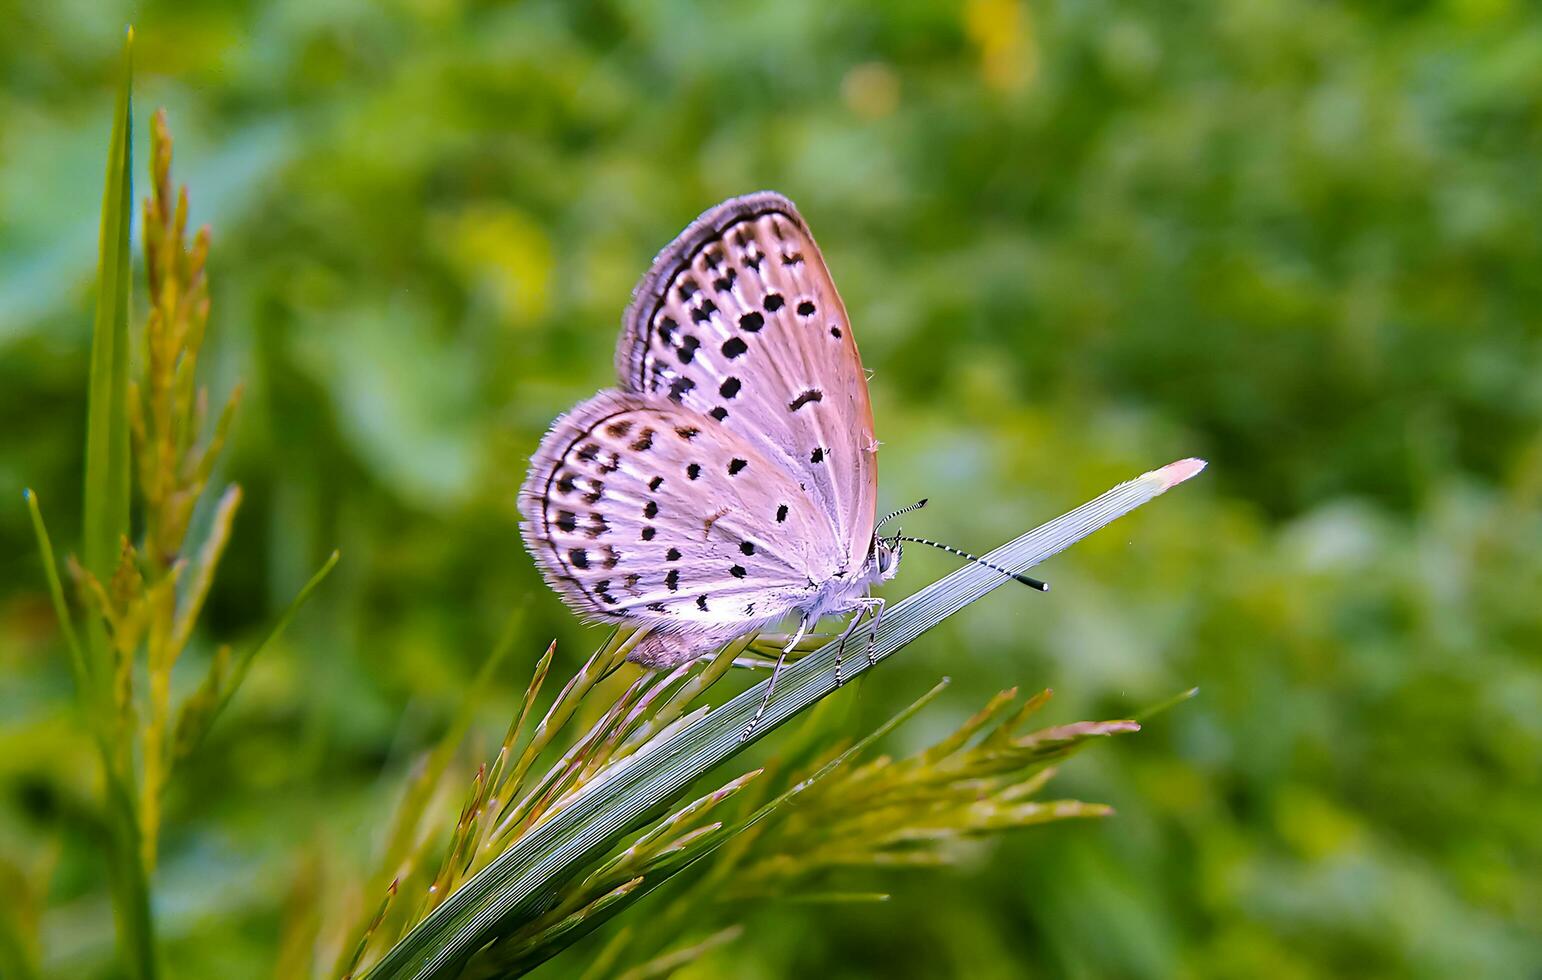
[520,192,1019,731]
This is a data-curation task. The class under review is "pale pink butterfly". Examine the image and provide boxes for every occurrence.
[519,192,1043,733]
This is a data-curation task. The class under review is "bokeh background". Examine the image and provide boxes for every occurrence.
[4,1,1540,976]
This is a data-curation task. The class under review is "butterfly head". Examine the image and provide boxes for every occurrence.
[872,534,903,583]
[869,497,927,584]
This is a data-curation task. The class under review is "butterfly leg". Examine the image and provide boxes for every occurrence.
[862,597,887,667]
[833,605,872,687]
[742,618,809,740]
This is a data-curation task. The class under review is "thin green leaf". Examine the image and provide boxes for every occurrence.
[83,27,135,593]
[390,609,526,889]
[984,687,1054,746]
[612,925,743,980]
[77,29,160,980]
[363,459,1205,979]
[176,549,339,757]
[168,640,229,765]
[342,879,400,980]
[780,891,891,905]
[23,490,90,713]
[168,483,242,657]
[1135,686,1200,722]
[467,878,645,979]
[918,686,1018,764]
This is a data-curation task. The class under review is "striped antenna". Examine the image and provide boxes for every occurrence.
[895,535,1049,592]
[877,498,928,529]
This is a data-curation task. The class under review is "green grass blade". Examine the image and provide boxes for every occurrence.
[223,548,340,703]
[76,29,159,980]
[363,458,1205,979]
[23,490,90,705]
[1135,686,1200,722]
[82,27,134,592]
[176,549,340,758]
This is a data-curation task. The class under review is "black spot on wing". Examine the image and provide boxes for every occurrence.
[722,337,748,359]
[728,458,748,476]
[668,377,696,402]
[788,389,823,412]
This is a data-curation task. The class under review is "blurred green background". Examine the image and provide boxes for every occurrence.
[3,0,1540,976]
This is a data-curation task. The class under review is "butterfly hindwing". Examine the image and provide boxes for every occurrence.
[518,389,833,631]
[615,192,880,576]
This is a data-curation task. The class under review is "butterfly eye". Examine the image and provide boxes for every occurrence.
[874,538,900,577]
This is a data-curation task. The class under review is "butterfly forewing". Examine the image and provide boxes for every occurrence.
[615,192,879,576]
[519,389,832,628]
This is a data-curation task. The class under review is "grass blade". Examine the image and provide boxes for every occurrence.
[175,549,340,758]
[83,27,135,597]
[73,29,160,980]
[23,490,90,707]
[363,458,1205,979]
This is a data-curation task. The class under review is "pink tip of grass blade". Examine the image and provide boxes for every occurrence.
[1146,457,1207,490]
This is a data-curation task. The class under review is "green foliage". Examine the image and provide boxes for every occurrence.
[14,33,334,980]
[3,2,1541,978]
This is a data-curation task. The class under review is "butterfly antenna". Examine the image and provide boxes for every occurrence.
[894,535,1049,592]
[877,498,929,530]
